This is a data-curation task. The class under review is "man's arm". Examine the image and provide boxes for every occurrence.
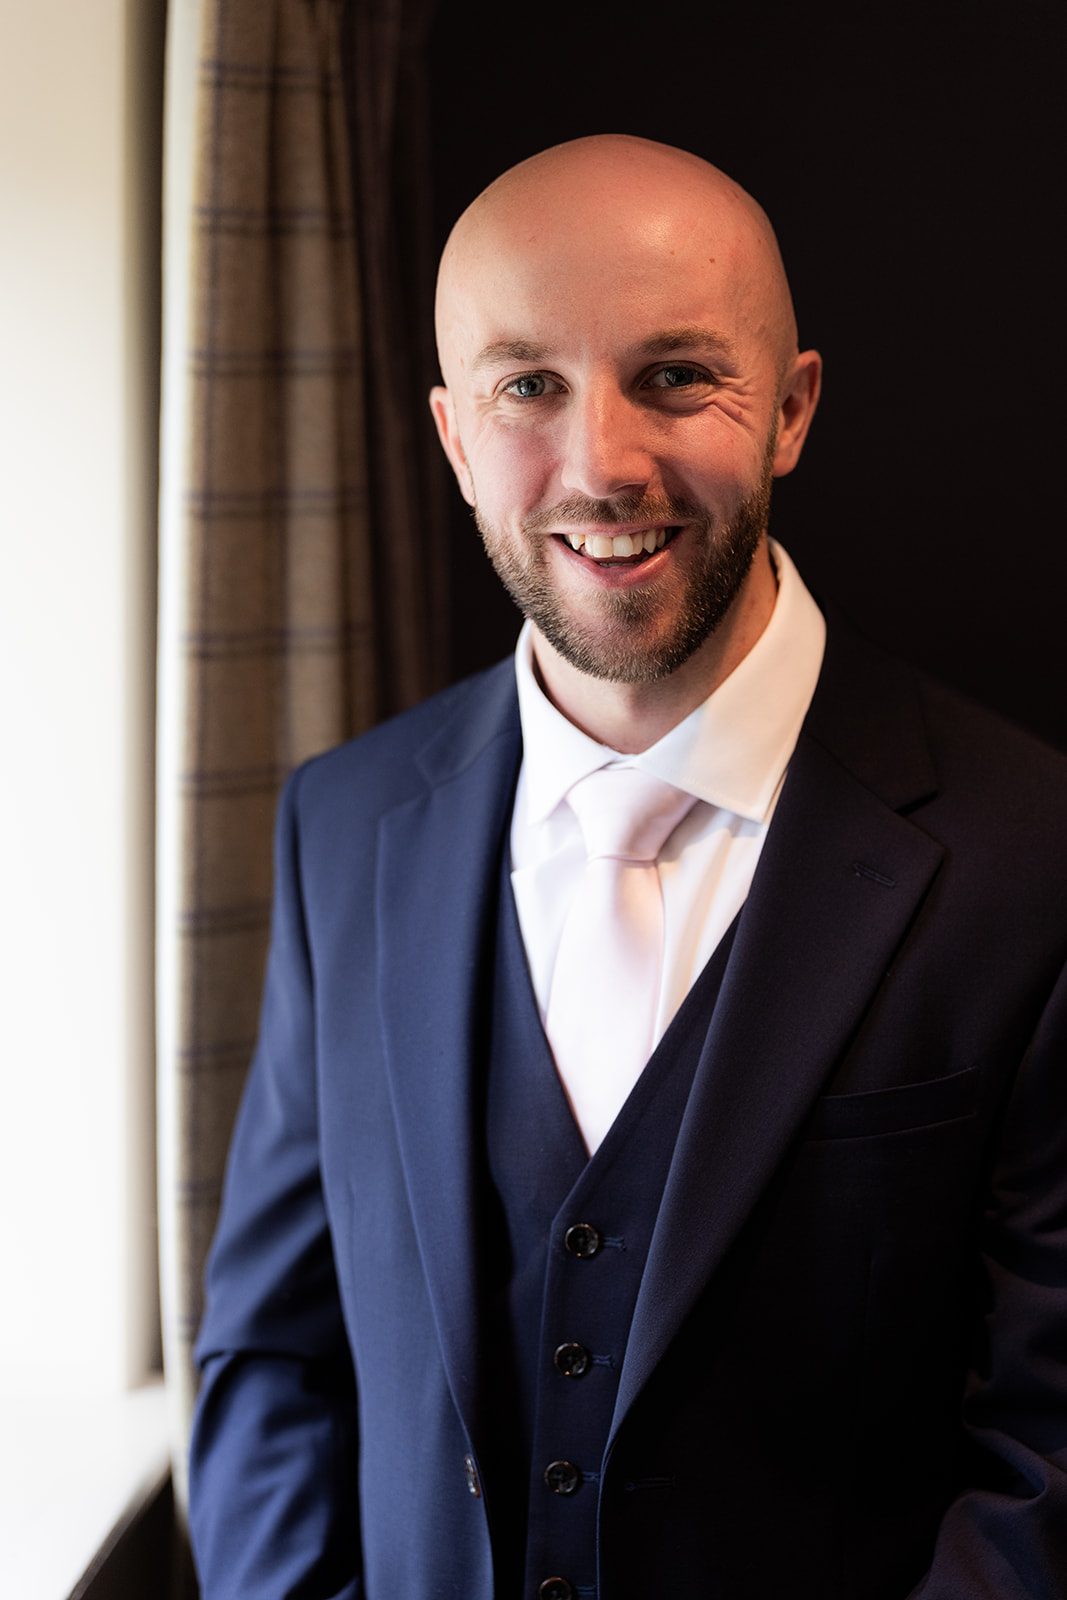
[189,769,363,1599]
[912,958,1067,1597]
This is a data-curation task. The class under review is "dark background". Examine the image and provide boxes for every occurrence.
[426,0,1065,751]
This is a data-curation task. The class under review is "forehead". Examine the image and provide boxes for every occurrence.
[468,326,744,386]
[438,186,780,376]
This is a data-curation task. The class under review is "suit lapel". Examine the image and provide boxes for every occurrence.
[371,627,949,1453]
[375,668,521,1444]
[613,626,945,1435]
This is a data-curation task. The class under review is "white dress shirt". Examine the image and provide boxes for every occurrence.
[510,542,827,1094]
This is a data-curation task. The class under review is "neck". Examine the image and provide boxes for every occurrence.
[530,548,778,753]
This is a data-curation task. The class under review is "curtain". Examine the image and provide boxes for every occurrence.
[156,0,444,1526]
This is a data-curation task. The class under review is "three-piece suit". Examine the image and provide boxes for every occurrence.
[190,610,1067,1598]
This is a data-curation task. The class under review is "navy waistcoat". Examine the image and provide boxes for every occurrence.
[482,856,738,1599]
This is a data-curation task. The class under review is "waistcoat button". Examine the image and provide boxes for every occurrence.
[538,1580,574,1600]
[554,1341,592,1377]
[544,1459,581,1495]
[462,1454,481,1497]
[564,1222,602,1257]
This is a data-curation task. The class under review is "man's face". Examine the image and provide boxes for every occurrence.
[431,150,815,685]
[472,437,776,685]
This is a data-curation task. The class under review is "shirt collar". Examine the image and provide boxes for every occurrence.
[513,540,826,827]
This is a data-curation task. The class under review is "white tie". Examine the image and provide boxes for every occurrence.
[545,766,697,1152]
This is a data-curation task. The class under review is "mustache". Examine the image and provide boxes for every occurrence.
[523,492,704,532]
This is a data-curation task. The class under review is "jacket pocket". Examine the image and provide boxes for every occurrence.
[803,1065,979,1141]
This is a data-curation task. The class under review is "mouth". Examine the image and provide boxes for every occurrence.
[554,525,682,566]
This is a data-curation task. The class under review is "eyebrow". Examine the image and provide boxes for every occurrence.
[470,327,740,374]
[470,340,552,374]
[635,326,740,362]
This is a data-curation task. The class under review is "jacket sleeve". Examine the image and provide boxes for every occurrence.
[189,768,363,1599]
[911,958,1067,1597]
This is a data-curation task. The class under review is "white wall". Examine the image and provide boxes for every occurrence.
[0,0,162,1396]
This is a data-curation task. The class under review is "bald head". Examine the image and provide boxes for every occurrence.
[435,134,799,391]
[427,133,822,730]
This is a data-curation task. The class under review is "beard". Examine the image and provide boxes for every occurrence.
[472,443,776,685]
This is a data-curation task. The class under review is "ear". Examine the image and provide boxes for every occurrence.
[772,350,822,478]
[429,385,475,506]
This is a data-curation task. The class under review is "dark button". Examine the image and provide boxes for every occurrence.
[554,1341,592,1378]
[538,1581,574,1600]
[544,1459,581,1495]
[463,1454,481,1498]
[564,1222,602,1258]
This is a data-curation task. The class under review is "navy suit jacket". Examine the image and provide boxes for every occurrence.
[190,617,1067,1598]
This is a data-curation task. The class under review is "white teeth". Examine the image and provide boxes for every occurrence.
[562,527,673,559]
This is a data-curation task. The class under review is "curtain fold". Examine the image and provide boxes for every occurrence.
[343,0,449,711]
[157,0,444,1523]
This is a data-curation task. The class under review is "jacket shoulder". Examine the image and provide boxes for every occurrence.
[287,657,520,829]
[812,611,1067,862]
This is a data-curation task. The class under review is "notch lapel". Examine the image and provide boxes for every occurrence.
[375,669,521,1446]
[613,631,945,1435]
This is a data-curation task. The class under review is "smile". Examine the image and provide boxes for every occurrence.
[556,526,680,564]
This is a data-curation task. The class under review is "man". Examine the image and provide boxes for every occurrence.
[189,136,1067,1598]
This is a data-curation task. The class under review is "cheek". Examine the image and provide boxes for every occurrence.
[682,421,771,503]
[467,425,558,517]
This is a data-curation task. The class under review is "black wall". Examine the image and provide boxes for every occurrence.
[427,0,1066,750]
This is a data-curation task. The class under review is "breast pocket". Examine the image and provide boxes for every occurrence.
[803,1065,979,1142]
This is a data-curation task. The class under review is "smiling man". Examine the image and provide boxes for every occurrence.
[190,137,1067,1599]
[429,137,819,750]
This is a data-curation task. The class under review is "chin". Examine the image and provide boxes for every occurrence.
[533,593,727,685]
[481,509,767,686]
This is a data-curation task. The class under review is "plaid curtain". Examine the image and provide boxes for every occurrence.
[157,0,444,1527]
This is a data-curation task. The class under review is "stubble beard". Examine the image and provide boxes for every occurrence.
[472,446,776,685]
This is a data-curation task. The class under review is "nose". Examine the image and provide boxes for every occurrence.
[559,383,654,501]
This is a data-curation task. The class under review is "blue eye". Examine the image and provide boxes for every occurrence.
[505,374,548,398]
[650,365,702,388]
